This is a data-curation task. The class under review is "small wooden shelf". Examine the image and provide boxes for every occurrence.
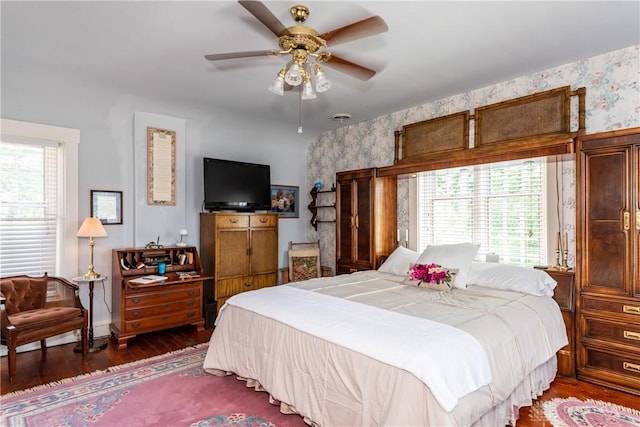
[308,185,336,231]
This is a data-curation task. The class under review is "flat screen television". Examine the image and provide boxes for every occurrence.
[203,157,271,212]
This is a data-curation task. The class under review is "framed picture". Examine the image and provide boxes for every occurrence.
[271,185,299,218]
[91,190,123,225]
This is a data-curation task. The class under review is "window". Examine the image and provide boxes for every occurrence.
[417,157,548,266]
[0,141,59,276]
[0,119,79,279]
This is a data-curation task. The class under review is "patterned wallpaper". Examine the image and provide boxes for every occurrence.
[306,45,640,271]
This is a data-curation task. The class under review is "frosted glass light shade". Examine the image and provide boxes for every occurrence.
[315,69,331,93]
[284,63,302,86]
[301,81,316,100]
[268,75,285,96]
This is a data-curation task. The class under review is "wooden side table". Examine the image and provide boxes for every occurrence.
[544,269,575,377]
[72,276,109,352]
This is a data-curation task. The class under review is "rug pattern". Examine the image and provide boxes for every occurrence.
[542,397,640,427]
[0,344,304,427]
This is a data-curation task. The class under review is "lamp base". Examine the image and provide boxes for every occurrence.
[74,338,108,353]
[83,271,102,280]
[175,242,187,247]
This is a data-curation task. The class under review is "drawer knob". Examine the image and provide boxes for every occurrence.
[187,290,196,296]
[131,322,141,329]
[187,312,195,318]
[229,218,239,223]
[259,217,267,223]
[187,301,195,307]
[244,283,252,288]
[131,297,141,304]
[623,305,640,315]
[623,362,640,373]
[132,310,141,317]
[623,330,640,341]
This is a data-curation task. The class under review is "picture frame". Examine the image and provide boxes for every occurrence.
[271,185,299,218]
[91,190,123,225]
[146,127,176,206]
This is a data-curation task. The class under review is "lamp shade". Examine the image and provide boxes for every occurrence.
[77,217,107,238]
[179,228,188,236]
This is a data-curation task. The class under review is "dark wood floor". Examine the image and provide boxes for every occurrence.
[2,326,639,426]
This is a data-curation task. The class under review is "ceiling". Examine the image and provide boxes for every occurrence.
[2,1,639,137]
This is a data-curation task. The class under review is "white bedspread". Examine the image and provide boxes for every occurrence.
[204,270,568,426]
[220,285,492,411]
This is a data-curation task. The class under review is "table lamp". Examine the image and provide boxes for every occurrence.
[77,217,108,279]
[176,228,188,247]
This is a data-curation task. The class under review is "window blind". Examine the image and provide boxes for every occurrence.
[0,141,58,276]
[417,157,547,266]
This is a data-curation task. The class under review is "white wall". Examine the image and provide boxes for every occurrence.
[1,62,310,338]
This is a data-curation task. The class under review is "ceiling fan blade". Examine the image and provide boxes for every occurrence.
[319,16,388,47]
[238,0,287,36]
[324,55,377,81]
[204,50,271,61]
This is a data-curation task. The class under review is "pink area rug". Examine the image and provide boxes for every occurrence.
[542,397,640,427]
[0,344,306,426]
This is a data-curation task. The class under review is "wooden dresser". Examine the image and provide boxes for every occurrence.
[545,269,576,377]
[110,246,206,349]
[336,168,397,274]
[200,212,278,313]
[576,128,640,395]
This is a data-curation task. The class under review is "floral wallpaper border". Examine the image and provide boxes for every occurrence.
[306,45,640,272]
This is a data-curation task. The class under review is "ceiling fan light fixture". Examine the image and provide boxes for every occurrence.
[268,69,286,96]
[284,61,303,86]
[314,64,331,93]
[301,76,316,100]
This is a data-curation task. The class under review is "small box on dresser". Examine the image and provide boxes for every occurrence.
[110,246,206,349]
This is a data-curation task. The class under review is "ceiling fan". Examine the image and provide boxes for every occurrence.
[204,1,388,98]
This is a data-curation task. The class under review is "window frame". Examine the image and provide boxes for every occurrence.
[1,119,79,279]
[411,156,563,267]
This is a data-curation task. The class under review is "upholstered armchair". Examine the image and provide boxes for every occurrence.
[0,274,88,383]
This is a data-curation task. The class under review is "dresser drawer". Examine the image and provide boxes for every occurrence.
[582,316,640,350]
[249,214,277,228]
[216,214,249,228]
[215,273,276,299]
[582,296,640,320]
[125,285,201,307]
[581,345,640,386]
[123,309,201,333]
[124,298,200,320]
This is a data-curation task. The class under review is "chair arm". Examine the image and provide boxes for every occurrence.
[0,295,15,329]
[45,276,87,311]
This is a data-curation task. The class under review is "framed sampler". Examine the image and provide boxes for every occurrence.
[146,127,176,205]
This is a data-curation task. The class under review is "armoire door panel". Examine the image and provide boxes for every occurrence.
[586,152,627,220]
[584,223,628,294]
[217,229,249,278]
[250,229,278,274]
[337,180,353,262]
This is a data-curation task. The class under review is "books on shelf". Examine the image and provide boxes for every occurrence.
[129,275,168,285]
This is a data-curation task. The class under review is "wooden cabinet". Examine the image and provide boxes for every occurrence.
[336,168,397,274]
[200,212,278,313]
[110,246,205,349]
[545,269,575,377]
[576,127,640,395]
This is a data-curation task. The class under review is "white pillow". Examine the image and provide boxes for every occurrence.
[467,262,557,296]
[378,246,420,276]
[416,243,480,288]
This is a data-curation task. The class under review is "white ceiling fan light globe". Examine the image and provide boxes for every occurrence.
[301,80,316,100]
[284,63,303,86]
[315,68,331,93]
[268,75,285,95]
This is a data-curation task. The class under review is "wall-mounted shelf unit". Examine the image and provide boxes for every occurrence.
[308,186,336,231]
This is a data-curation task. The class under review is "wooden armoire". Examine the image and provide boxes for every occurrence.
[335,168,397,275]
[199,212,279,313]
[576,127,640,395]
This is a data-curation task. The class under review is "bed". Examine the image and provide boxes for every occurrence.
[203,244,568,426]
